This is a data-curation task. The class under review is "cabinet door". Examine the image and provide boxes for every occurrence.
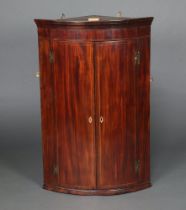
[95,41,138,188]
[52,41,96,189]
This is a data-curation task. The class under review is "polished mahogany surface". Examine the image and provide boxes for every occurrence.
[35,15,153,195]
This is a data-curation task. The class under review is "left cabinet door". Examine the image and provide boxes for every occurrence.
[52,41,96,189]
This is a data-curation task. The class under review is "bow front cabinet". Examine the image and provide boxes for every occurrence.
[35,15,153,195]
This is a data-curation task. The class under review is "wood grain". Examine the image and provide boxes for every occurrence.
[53,41,96,189]
[35,16,153,195]
[38,38,57,186]
[95,41,137,188]
[136,37,151,183]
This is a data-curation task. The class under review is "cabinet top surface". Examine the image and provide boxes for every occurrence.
[35,15,153,27]
[57,15,131,22]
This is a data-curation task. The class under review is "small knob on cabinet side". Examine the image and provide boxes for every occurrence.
[35,72,40,78]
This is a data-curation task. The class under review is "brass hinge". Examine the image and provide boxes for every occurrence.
[49,50,54,63]
[135,160,140,174]
[53,165,59,176]
[134,50,140,65]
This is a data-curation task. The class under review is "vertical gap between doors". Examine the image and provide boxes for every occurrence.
[93,41,99,189]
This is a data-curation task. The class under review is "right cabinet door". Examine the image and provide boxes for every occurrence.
[95,41,138,188]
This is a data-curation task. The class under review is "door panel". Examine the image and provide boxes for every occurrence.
[95,41,137,188]
[136,37,151,182]
[53,41,96,189]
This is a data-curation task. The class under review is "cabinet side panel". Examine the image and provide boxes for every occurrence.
[136,36,151,182]
[38,38,57,186]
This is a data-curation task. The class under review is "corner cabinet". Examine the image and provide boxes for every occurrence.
[35,15,153,195]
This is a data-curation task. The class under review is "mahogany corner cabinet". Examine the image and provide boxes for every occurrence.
[35,14,153,196]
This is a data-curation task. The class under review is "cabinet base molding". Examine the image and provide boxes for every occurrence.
[43,182,151,196]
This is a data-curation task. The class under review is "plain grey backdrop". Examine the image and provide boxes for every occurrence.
[0,0,186,209]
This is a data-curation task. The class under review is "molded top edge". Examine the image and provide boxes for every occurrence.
[34,15,153,27]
